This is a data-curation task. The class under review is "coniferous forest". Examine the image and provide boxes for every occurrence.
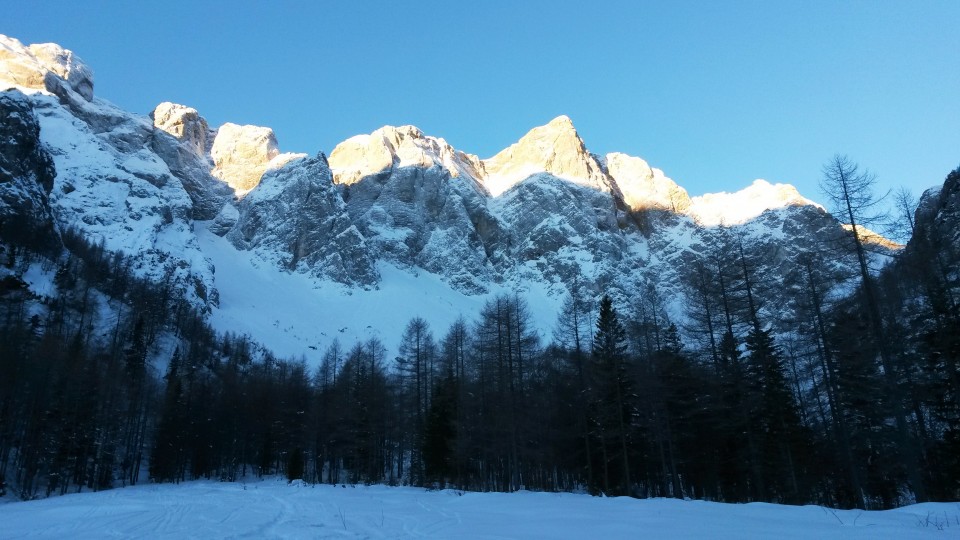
[2,166,959,511]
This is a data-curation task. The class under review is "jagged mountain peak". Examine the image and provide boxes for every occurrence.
[605,152,692,213]
[3,32,898,362]
[687,178,823,226]
[329,123,484,187]
[0,34,94,101]
[544,114,576,130]
[482,115,609,196]
[152,102,211,157]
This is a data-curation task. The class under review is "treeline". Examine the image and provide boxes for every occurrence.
[1,165,959,510]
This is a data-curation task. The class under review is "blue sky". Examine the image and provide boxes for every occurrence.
[6,1,959,204]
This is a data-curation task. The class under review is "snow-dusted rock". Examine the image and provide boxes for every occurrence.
[211,122,280,193]
[2,33,907,358]
[0,91,58,244]
[916,167,960,249]
[330,125,485,188]
[606,152,691,212]
[0,38,218,309]
[0,35,93,101]
[228,154,379,287]
[482,115,610,197]
[686,179,822,226]
[152,102,211,157]
[209,203,239,236]
[149,102,233,220]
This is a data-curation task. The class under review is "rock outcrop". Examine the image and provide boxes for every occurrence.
[228,154,379,287]
[330,125,484,187]
[605,152,691,213]
[211,123,281,193]
[152,102,211,157]
[0,35,93,101]
[0,91,58,246]
[149,102,232,220]
[482,115,611,196]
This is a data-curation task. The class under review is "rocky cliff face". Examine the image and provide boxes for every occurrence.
[0,92,57,247]
[149,102,232,220]
[907,168,960,270]
[228,154,379,287]
[233,110,869,338]
[211,123,281,193]
[0,35,221,307]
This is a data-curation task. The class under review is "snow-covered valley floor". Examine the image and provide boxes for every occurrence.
[1,478,957,539]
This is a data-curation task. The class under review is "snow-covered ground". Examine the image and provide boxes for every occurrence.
[198,224,564,363]
[1,478,956,539]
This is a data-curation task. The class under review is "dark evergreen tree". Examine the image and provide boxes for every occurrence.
[590,295,634,496]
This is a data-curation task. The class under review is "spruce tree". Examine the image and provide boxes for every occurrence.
[591,295,633,496]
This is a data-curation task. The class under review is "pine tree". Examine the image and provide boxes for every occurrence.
[744,324,805,502]
[821,155,926,501]
[150,349,184,483]
[422,372,457,486]
[590,295,633,496]
[396,317,435,485]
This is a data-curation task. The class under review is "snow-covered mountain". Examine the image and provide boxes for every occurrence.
[0,34,886,359]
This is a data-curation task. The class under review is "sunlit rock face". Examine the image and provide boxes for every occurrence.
[687,179,822,226]
[326,125,493,291]
[149,102,232,220]
[329,125,485,187]
[481,115,611,196]
[211,123,281,193]
[152,102,211,157]
[0,35,94,101]
[605,152,691,213]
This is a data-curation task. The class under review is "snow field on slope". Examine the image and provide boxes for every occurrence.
[198,225,564,364]
[1,478,955,539]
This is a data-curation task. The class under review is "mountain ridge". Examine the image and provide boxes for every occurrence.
[0,33,890,359]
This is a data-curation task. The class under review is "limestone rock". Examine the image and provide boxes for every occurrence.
[330,125,484,190]
[482,115,610,196]
[605,152,691,213]
[0,91,58,245]
[0,35,93,101]
[228,155,379,287]
[211,122,280,193]
[209,202,239,236]
[149,102,232,220]
[152,102,211,156]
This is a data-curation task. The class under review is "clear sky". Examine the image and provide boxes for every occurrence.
[6,1,959,205]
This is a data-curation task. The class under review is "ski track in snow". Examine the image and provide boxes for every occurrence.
[1,478,956,539]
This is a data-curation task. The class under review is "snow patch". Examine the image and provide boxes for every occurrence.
[23,262,56,299]
[198,223,561,362]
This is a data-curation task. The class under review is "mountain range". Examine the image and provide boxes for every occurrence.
[0,34,900,359]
